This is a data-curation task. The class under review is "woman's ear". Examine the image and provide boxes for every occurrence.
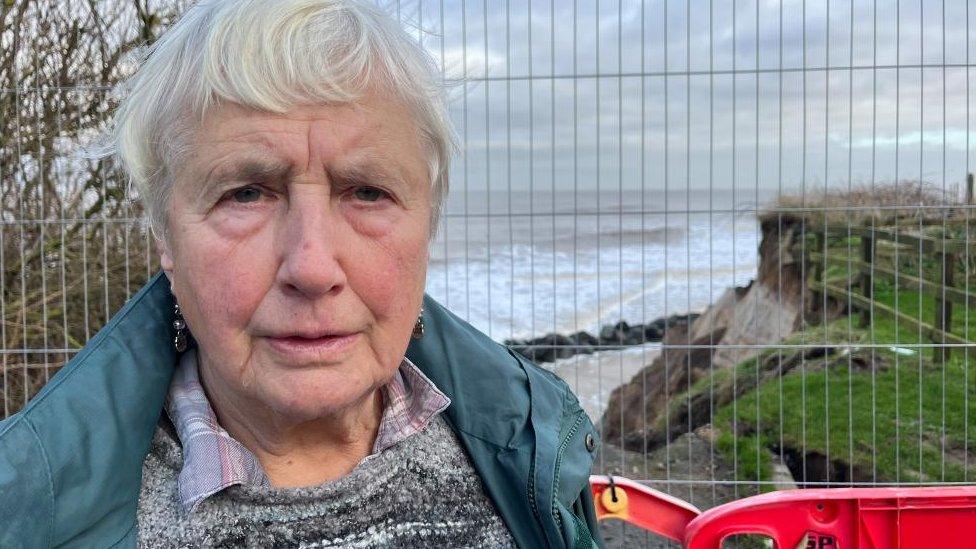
[157,235,175,281]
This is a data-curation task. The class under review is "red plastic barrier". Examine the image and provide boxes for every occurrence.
[589,475,701,542]
[590,475,976,548]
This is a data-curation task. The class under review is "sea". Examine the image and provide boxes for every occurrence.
[426,187,775,421]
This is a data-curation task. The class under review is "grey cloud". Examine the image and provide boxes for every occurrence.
[394,0,974,204]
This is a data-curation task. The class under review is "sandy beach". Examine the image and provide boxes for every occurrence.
[546,344,662,426]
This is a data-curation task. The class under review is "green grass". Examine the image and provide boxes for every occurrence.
[717,339,976,484]
[643,230,976,493]
[715,428,772,489]
[710,286,976,490]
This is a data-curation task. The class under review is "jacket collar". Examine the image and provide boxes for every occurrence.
[407,294,599,547]
[3,272,176,546]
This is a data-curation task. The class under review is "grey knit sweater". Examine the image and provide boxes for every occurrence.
[136,414,517,548]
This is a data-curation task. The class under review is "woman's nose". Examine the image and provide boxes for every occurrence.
[275,200,347,299]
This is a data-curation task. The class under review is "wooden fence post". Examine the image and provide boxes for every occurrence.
[813,230,825,284]
[858,231,874,328]
[934,251,956,363]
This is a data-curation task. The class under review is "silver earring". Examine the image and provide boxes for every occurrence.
[173,302,189,352]
[411,308,424,340]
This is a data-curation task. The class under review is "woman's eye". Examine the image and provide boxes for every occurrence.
[353,186,387,202]
[231,186,263,203]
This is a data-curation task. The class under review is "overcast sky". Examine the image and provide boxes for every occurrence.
[387,0,976,212]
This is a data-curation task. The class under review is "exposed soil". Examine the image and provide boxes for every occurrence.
[599,216,816,451]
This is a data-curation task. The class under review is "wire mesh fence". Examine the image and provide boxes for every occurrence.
[2,0,975,546]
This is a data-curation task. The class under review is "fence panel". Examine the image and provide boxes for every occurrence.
[2,1,974,546]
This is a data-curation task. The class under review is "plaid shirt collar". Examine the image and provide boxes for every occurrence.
[164,347,451,513]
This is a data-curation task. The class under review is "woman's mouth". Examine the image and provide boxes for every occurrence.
[263,332,360,362]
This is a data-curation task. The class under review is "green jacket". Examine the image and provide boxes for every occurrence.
[0,273,603,548]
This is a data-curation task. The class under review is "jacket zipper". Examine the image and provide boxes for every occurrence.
[550,412,586,534]
[527,456,539,522]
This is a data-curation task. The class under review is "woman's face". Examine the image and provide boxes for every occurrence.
[160,89,432,422]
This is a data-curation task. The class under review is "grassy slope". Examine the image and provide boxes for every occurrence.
[678,256,976,494]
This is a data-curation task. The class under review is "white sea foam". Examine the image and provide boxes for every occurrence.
[426,188,764,342]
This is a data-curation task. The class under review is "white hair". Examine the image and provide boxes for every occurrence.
[108,0,455,240]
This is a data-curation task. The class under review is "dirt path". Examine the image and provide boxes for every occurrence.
[593,431,756,548]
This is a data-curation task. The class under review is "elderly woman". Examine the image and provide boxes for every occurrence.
[0,1,601,548]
